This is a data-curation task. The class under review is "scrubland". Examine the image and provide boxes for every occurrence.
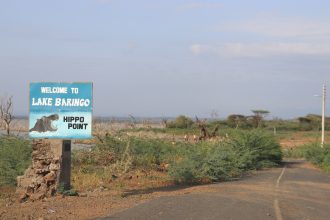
[1,116,329,219]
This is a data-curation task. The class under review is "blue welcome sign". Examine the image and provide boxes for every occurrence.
[29,82,93,139]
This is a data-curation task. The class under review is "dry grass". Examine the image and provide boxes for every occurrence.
[280,131,330,148]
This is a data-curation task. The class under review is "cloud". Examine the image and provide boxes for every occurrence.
[196,15,330,58]
[178,2,223,11]
[190,44,210,55]
[217,16,330,40]
[190,43,330,57]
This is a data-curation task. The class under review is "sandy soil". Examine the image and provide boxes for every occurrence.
[0,178,212,220]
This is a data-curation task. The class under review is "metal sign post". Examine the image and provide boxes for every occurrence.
[321,82,326,148]
[59,140,72,190]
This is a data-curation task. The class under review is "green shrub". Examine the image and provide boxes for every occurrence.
[166,115,194,129]
[74,130,282,185]
[169,130,282,183]
[303,143,330,171]
[0,136,31,187]
[303,143,325,164]
[73,135,185,173]
[321,153,330,172]
[57,183,78,196]
[285,143,330,172]
[200,145,243,181]
[129,138,180,168]
[229,130,282,169]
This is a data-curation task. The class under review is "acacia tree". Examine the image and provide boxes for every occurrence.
[251,109,269,128]
[0,95,13,135]
[227,114,247,129]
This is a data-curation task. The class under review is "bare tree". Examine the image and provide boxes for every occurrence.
[210,110,219,120]
[128,114,136,129]
[195,116,219,140]
[0,95,13,135]
[161,118,168,128]
[227,114,247,129]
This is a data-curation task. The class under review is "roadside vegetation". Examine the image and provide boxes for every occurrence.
[0,136,31,188]
[1,112,329,195]
[284,143,330,172]
[72,129,282,189]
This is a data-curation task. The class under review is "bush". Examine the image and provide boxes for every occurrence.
[200,145,243,181]
[303,143,330,171]
[169,130,282,183]
[0,136,31,187]
[166,115,194,129]
[73,135,185,177]
[284,143,330,172]
[229,130,282,169]
[73,130,282,185]
[129,138,180,168]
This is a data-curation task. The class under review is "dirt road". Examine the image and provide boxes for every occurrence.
[100,160,330,220]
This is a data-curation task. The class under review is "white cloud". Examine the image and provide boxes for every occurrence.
[195,15,330,57]
[190,44,209,55]
[217,16,330,40]
[190,42,330,57]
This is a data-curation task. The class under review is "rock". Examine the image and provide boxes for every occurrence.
[33,161,44,169]
[16,140,61,202]
[44,171,57,185]
[37,183,48,193]
[18,192,29,203]
[49,163,59,171]
[26,184,35,194]
[47,208,56,214]
[32,151,40,157]
[123,175,133,180]
[30,192,45,201]
[52,157,60,163]
[111,174,118,179]
[32,176,45,186]
[32,144,39,150]
[36,168,50,175]
[46,186,57,197]
[79,193,87,197]
[43,159,52,165]
[17,176,29,188]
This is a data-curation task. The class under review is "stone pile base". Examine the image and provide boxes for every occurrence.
[16,140,62,202]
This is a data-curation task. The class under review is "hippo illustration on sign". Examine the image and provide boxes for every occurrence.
[29,114,59,132]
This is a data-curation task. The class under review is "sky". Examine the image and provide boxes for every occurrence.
[0,0,329,119]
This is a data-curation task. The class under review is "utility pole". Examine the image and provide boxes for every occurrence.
[321,82,326,148]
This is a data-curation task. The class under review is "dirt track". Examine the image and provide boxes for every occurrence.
[1,160,329,220]
[100,160,330,220]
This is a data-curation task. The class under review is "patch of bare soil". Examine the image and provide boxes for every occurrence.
[280,131,330,148]
[280,138,316,148]
[292,160,321,171]
[0,187,160,219]
[1,181,208,220]
[0,171,190,220]
[1,189,144,219]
